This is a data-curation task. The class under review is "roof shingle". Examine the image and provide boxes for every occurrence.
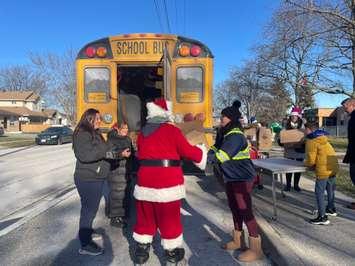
[0,91,40,101]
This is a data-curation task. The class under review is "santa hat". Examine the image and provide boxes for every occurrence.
[146,98,173,120]
[290,106,302,118]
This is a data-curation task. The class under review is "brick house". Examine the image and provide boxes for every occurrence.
[304,107,350,127]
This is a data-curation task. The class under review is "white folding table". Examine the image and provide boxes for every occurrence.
[253,158,307,220]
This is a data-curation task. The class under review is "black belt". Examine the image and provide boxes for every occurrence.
[139,159,181,167]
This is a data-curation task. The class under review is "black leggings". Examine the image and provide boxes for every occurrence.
[74,176,104,246]
[285,158,303,187]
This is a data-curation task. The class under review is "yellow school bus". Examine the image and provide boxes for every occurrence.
[76,33,214,144]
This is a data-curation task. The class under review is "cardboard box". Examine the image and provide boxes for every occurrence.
[279,129,305,144]
[185,130,209,147]
[258,127,273,151]
[244,127,257,141]
[174,120,204,134]
[174,121,209,148]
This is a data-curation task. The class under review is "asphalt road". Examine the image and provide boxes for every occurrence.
[0,144,271,265]
[0,144,75,235]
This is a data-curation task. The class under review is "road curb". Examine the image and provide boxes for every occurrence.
[253,207,305,266]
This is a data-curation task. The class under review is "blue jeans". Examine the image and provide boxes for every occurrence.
[315,176,336,217]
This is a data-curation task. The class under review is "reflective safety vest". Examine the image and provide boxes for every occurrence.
[214,128,250,163]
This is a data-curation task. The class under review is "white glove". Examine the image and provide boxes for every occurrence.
[194,143,207,170]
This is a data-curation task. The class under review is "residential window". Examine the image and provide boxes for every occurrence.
[11,101,17,104]
[9,116,16,126]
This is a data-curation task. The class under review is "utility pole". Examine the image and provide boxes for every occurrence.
[352,0,355,97]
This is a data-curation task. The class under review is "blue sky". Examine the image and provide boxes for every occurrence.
[0,0,345,107]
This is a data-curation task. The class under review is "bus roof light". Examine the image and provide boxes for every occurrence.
[96,46,107,57]
[85,46,96,58]
[190,45,201,57]
[179,45,190,57]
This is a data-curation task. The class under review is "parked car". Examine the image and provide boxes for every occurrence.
[0,126,4,136]
[35,126,73,145]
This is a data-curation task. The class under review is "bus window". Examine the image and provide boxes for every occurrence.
[84,67,110,102]
[176,67,203,103]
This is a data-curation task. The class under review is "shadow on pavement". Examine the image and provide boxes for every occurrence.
[181,200,239,265]
[49,228,113,266]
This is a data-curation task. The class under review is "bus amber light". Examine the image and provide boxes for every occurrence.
[190,45,201,57]
[96,47,107,57]
[195,112,206,122]
[85,46,96,58]
[179,45,190,57]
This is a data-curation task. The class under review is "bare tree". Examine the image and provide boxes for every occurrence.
[30,49,76,123]
[214,59,292,123]
[0,64,47,95]
[285,0,355,96]
[255,2,334,108]
[257,78,292,123]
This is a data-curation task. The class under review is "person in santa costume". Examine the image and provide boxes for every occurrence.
[132,98,207,265]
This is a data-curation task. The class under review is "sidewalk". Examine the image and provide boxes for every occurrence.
[252,174,355,265]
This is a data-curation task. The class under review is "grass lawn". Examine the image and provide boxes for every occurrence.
[0,134,36,148]
[328,137,348,151]
[304,168,355,198]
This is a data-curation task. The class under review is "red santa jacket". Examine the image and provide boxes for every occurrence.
[134,123,205,202]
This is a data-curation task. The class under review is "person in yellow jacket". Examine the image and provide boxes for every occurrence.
[304,122,339,225]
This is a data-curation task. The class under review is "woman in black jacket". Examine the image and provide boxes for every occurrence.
[73,108,123,256]
[283,107,305,191]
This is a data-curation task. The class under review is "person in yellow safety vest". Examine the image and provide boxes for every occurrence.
[208,105,264,262]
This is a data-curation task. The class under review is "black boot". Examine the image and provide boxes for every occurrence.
[78,228,93,247]
[294,174,301,192]
[110,217,127,228]
[165,247,185,263]
[284,174,292,191]
[134,242,150,264]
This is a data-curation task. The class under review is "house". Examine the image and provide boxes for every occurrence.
[42,108,69,126]
[304,107,350,127]
[0,91,68,132]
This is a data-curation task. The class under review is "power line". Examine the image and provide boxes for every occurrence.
[163,0,171,33]
[174,0,179,34]
[153,0,164,32]
[183,0,186,35]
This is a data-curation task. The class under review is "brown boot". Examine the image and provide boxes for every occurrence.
[238,235,264,262]
[221,230,246,250]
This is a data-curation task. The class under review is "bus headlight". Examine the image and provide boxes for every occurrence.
[102,113,113,124]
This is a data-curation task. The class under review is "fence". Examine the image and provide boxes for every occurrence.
[21,124,49,133]
[322,125,347,137]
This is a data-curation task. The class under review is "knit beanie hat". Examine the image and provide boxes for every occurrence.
[232,100,242,110]
[221,106,241,122]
